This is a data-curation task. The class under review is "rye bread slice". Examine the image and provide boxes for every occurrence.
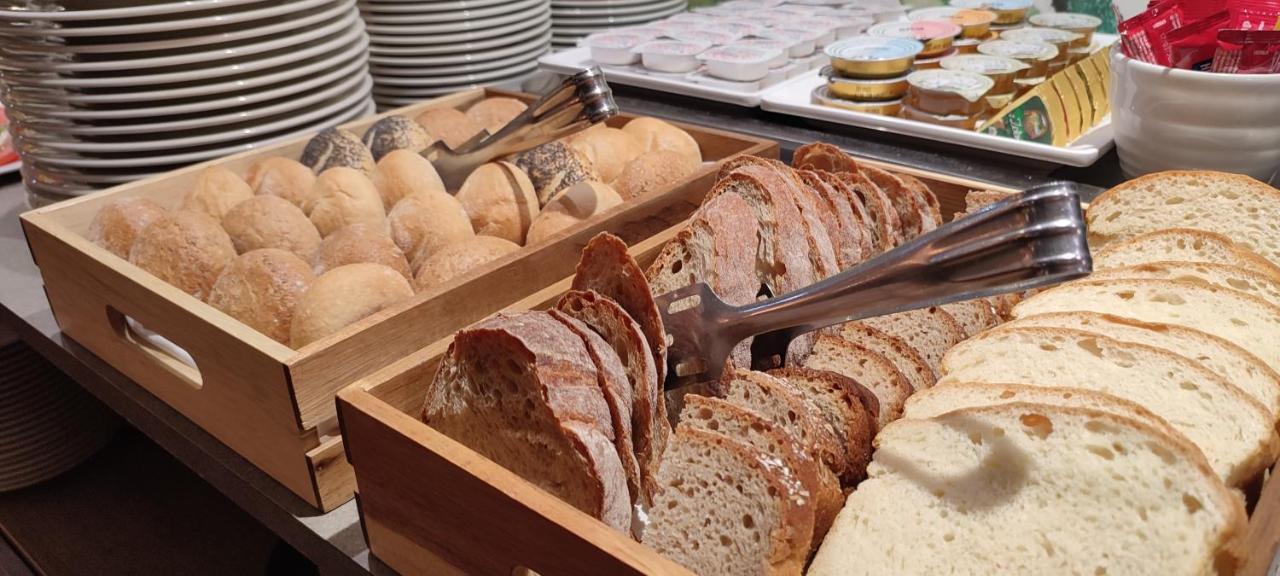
[939,299,1001,337]
[861,165,931,240]
[722,157,840,280]
[839,170,905,250]
[768,367,875,484]
[898,173,942,231]
[799,169,867,269]
[800,334,913,428]
[422,311,630,531]
[792,142,861,174]
[837,323,933,393]
[854,307,966,380]
[814,170,876,256]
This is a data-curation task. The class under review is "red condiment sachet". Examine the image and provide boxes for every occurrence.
[1210,29,1280,72]
[1227,0,1280,30]
[1169,10,1231,70]
[1121,0,1186,65]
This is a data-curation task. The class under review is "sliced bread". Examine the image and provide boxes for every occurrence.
[861,165,931,239]
[1088,261,1280,308]
[850,306,965,380]
[938,326,1277,486]
[644,426,810,576]
[1091,228,1280,279]
[422,312,631,531]
[573,233,668,388]
[1085,170,1280,265]
[800,334,912,428]
[939,299,1000,337]
[840,171,905,250]
[964,189,1014,213]
[807,404,1247,576]
[724,158,840,281]
[799,170,867,269]
[816,171,878,255]
[1012,279,1280,377]
[792,142,861,174]
[897,173,942,231]
[722,369,843,481]
[1006,311,1280,421]
[836,323,932,393]
[768,367,875,483]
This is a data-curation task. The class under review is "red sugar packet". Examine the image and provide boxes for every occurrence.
[1210,28,1280,72]
[1227,0,1280,30]
[1121,0,1185,64]
[1169,10,1230,70]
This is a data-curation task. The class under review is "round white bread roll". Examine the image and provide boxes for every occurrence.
[454,161,538,244]
[244,157,316,209]
[611,149,699,200]
[222,195,322,260]
[526,181,623,245]
[568,127,643,184]
[314,222,412,280]
[207,248,315,345]
[182,166,254,221]
[415,107,481,149]
[129,210,237,301]
[464,97,527,133]
[371,149,446,210]
[413,235,520,292]
[387,192,475,267]
[622,117,702,164]
[307,167,386,237]
[89,196,167,259]
[289,262,414,348]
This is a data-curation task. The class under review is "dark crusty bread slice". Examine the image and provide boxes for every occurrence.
[801,334,912,428]
[861,165,931,240]
[898,173,942,231]
[854,307,966,380]
[678,395,838,545]
[815,170,877,256]
[939,299,1001,337]
[644,426,811,576]
[723,369,843,484]
[768,368,875,484]
[787,170,843,280]
[837,323,932,393]
[799,170,867,269]
[422,312,630,532]
[841,170,905,250]
[722,157,839,280]
[964,189,1014,213]
[548,310,643,510]
[556,290,664,503]
[792,142,861,174]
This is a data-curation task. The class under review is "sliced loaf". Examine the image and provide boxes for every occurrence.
[768,367,875,483]
[861,165,930,239]
[1088,261,1280,308]
[816,171,878,255]
[1092,228,1280,279]
[850,306,965,380]
[807,404,1247,576]
[897,173,942,231]
[836,323,932,394]
[939,299,1000,337]
[840,171,905,250]
[938,326,1277,486]
[800,334,912,428]
[799,170,867,269]
[792,142,861,174]
[722,369,843,481]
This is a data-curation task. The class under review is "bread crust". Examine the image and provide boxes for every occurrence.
[89,196,167,259]
[128,210,237,301]
[207,249,314,344]
[768,367,875,484]
[861,165,930,240]
[799,170,866,269]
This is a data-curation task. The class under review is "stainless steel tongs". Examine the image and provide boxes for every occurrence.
[654,182,1092,391]
[423,67,619,189]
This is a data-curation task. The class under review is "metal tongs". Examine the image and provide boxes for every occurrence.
[423,67,619,189]
[655,182,1092,391]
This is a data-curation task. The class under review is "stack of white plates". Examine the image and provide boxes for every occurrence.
[357,0,553,109]
[0,0,374,204]
[551,0,688,50]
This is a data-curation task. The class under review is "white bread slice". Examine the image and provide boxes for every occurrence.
[807,404,1247,576]
[1092,228,1280,279]
[1006,312,1280,420]
[939,299,1000,337]
[422,312,630,532]
[850,306,965,380]
[1012,279,1280,377]
[768,367,875,484]
[801,334,912,428]
[836,323,932,393]
[678,395,836,544]
[644,426,810,576]
[1085,170,1280,265]
[1089,261,1280,308]
[938,326,1277,486]
[903,382,1181,440]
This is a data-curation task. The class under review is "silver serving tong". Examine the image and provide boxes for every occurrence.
[423,67,619,190]
[654,182,1092,392]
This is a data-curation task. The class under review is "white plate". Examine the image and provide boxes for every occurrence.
[356,0,508,13]
[368,18,549,56]
[552,0,662,7]
[358,0,542,24]
[369,37,549,72]
[0,0,267,21]
[551,6,684,34]
[551,0,683,17]
[5,9,358,73]
[364,1,545,35]
[0,161,19,176]
[366,8,546,45]
[1,24,366,88]
[369,68,537,96]
[371,56,538,87]
[0,0,336,36]
[540,44,770,106]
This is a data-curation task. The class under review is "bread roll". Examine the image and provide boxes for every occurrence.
[622,117,702,164]
[181,166,254,221]
[207,249,315,345]
[299,128,375,175]
[89,196,167,259]
[289,263,414,348]
[371,149,446,210]
[567,127,643,184]
[413,235,519,291]
[362,115,432,161]
[415,107,481,149]
[244,157,316,209]
[314,222,412,280]
[129,210,237,301]
[454,162,538,244]
[610,149,698,200]
[509,140,599,205]
[387,192,474,266]
[526,181,622,245]
[464,97,527,133]
[222,195,321,260]
[307,167,386,237]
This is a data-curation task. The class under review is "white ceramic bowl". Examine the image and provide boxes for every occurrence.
[1111,47,1280,183]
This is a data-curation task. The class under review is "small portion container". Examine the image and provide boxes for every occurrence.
[633,40,711,73]
[668,12,720,24]
[1013,75,1046,96]
[826,36,924,79]
[822,66,910,100]
[668,28,742,46]
[585,33,651,66]
[790,19,845,47]
[954,37,983,54]
[948,0,1033,26]
[905,69,994,116]
[909,7,997,39]
[868,20,963,58]
[772,27,833,51]
[697,45,780,82]
[1067,45,1092,65]
[731,39,791,68]
[902,104,985,129]
[976,39,1057,78]
[813,85,904,115]
[757,28,820,58]
[651,20,704,32]
[1028,12,1102,48]
[985,90,1016,111]
[939,53,1028,94]
[913,48,958,70]
[998,27,1082,62]
[718,21,768,38]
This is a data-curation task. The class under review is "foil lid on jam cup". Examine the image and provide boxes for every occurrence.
[825,36,924,78]
[939,53,1029,93]
[905,68,995,116]
[909,6,997,39]
[869,20,962,58]
[977,39,1057,77]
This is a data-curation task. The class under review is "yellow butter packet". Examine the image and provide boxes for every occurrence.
[979,81,1069,147]
[1064,66,1096,134]
[1050,74,1082,143]
[1078,58,1109,122]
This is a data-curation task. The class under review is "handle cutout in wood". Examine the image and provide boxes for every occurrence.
[107,306,204,390]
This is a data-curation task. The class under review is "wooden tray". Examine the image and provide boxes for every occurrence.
[336,161,1045,575]
[19,88,777,512]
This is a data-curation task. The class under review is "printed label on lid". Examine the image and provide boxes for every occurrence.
[1029,13,1103,30]
[869,20,963,42]
[978,39,1058,60]
[908,69,995,101]
[940,54,1029,74]
[825,37,925,61]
